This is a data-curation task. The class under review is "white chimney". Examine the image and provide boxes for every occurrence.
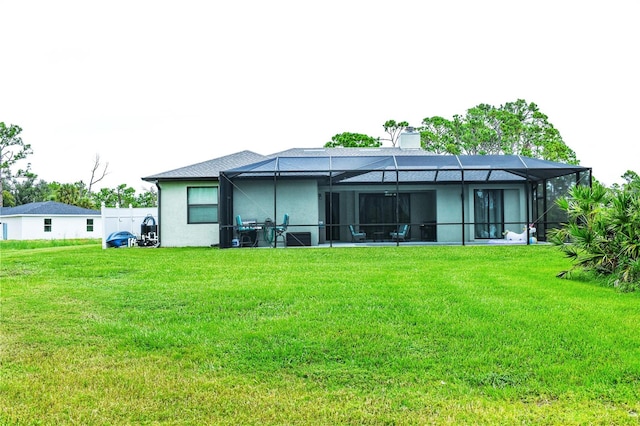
[399,127,420,149]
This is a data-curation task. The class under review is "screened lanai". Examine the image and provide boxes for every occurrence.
[218,151,591,248]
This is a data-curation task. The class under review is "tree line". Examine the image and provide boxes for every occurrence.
[1,122,156,209]
[325,99,578,165]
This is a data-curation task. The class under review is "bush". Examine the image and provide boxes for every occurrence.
[549,177,640,291]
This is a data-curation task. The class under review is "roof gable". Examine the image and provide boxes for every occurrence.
[142,150,268,181]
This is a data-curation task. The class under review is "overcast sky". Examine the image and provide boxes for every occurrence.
[2,1,638,191]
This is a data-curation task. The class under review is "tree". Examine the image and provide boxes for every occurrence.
[419,116,462,154]
[136,186,158,207]
[419,100,578,163]
[324,132,381,148]
[382,120,409,147]
[8,175,53,205]
[51,181,94,209]
[0,122,33,207]
[91,184,157,208]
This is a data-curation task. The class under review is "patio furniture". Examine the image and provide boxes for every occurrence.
[349,225,366,242]
[286,232,311,246]
[236,215,258,247]
[390,224,410,242]
[273,213,289,247]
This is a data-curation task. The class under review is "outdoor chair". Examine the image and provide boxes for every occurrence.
[349,224,366,242]
[236,215,257,247]
[390,224,410,242]
[273,213,289,247]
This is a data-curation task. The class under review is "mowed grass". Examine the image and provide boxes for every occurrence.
[1,242,639,425]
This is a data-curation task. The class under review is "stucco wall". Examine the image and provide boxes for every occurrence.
[436,184,529,243]
[158,181,219,247]
[436,187,464,242]
[234,179,319,246]
[1,217,22,240]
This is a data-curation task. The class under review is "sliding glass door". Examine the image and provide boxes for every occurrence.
[359,193,410,238]
[474,189,503,239]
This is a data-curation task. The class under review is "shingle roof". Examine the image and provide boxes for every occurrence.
[142,150,268,181]
[0,201,100,216]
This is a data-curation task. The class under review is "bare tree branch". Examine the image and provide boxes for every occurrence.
[88,154,110,193]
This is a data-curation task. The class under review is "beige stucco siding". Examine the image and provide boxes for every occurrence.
[234,179,319,246]
[158,181,219,247]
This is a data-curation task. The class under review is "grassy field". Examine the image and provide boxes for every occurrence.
[1,241,639,425]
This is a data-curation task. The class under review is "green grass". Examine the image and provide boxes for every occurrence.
[1,242,639,424]
[0,238,100,250]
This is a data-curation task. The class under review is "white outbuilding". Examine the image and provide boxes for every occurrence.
[0,201,101,240]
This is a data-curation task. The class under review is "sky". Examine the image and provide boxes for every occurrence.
[2,1,638,192]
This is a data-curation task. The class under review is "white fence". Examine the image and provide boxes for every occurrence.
[101,204,158,249]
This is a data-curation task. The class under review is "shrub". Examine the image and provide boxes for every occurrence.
[549,176,640,291]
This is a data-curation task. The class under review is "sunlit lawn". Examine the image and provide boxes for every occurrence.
[1,241,639,424]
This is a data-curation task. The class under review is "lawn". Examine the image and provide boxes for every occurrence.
[1,242,639,425]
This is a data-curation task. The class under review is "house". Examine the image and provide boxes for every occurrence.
[0,201,101,240]
[143,131,591,248]
[142,151,268,247]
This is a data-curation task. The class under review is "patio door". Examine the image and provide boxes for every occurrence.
[359,193,410,237]
[474,189,504,238]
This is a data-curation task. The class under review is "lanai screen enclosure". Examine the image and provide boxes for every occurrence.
[218,150,591,248]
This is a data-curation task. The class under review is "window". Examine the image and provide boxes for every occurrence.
[87,218,94,232]
[188,187,218,223]
[44,218,52,232]
[474,189,503,239]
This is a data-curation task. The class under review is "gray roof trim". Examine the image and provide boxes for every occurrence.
[142,150,268,181]
[0,201,100,217]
